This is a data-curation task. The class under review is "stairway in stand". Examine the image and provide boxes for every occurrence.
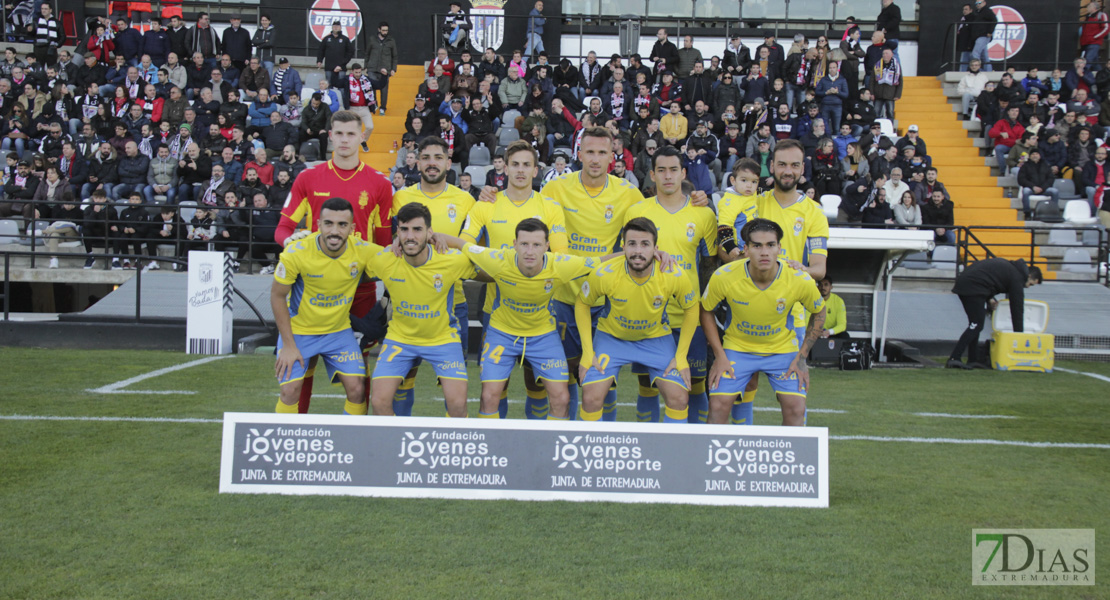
[896,76,1036,262]
[363,65,426,173]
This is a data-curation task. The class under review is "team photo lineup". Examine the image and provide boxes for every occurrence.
[270,110,829,425]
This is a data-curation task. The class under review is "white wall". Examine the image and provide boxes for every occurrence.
[560,35,919,77]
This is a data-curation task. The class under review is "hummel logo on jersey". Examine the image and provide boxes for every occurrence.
[306,274,323,278]
[732,299,749,305]
[313,191,330,196]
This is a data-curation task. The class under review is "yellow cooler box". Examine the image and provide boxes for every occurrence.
[990,300,1054,372]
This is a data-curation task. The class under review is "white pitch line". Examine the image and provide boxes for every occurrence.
[3,414,1107,449]
[912,412,1018,420]
[86,355,234,395]
[1056,367,1110,384]
[288,396,848,414]
[831,435,1110,450]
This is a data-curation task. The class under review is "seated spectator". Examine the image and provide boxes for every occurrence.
[260,111,298,160]
[485,154,507,189]
[842,172,886,223]
[1068,126,1094,182]
[799,117,825,156]
[391,170,406,192]
[659,101,687,146]
[683,145,715,195]
[921,188,955,245]
[242,148,274,185]
[317,79,342,114]
[1081,144,1109,214]
[958,59,988,118]
[810,138,841,200]
[30,163,66,214]
[911,167,950,204]
[746,123,775,158]
[1018,147,1059,219]
[685,118,720,183]
[437,114,467,165]
[269,58,302,104]
[893,190,922,228]
[1065,58,1094,99]
[145,144,178,204]
[181,205,216,265]
[1037,128,1067,177]
[895,124,927,159]
[239,57,270,102]
[717,121,745,176]
[113,141,150,202]
[176,142,212,204]
[1005,130,1040,176]
[1071,88,1099,125]
[817,277,849,339]
[462,96,497,150]
[266,169,293,208]
[523,124,550,163]
[861,187,894,225]
[271,145,306,180]
[299,93,331,157]
[457,172,480,200]
[989,105,1025,171]
[841,141,870,182]
[833,122,857,161]
[396,150,420,186]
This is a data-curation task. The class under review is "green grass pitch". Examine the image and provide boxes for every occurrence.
[1,348,1107,599]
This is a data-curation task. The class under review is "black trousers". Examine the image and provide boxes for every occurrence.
[950,294,990,363]
[371,72,390,110]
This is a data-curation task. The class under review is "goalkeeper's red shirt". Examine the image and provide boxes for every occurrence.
[276,160,394,247]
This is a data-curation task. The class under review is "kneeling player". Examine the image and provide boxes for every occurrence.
[701,219,826,426]
[576,217,698,422]
[368,202,477,418]
[439,218,595,419]
[271,198,382,415]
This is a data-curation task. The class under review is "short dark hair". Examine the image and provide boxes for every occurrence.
[418,136,449,155]
[740,218,784,244]
[650,145,684,170]
[504,139,538,165]
[515,218,549,240]
[623,217,658,245]
[772,138,805,160]
[396,202,432,227]
[732,157,760,177]
[379,21,389,28]
[321,197,354,215]
[1028,265,1043,283]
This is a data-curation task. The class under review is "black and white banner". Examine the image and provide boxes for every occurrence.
[220,413,829,507]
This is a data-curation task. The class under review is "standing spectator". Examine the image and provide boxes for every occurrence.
[317,20,354,89]
[166,15,190,63]
[221,14,252,71]
[86,24,115,66]
[676,35,703,77]
[341,63,376,143]
[187,12,222,69]
[251,14,276,73]
[1081,0,1110,67]
[723,34,752,77]
[525,1,545,60]
[142,18,170,66]
[870,48,902,119]
[970,0,997,72]
[958,59,988,118]
[947,258,1041,369]
[839,26,865,96]
[876,0,902,60]
[921,188,955,245]
[31,4,63,67]
[365,22,398,116]
[816,62,848,130]
[649,29,680,75]
[755,30,786,64]
[247,192,280,272]
[955,3,977,71]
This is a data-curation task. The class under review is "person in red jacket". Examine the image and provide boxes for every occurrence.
[989,105,1025,174]
[1081,0,1109,66]
[86,23,115,65]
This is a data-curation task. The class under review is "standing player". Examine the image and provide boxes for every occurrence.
[275,110,395,414]
[368,203,477,418]
[701,219,826,426]
[625,146,717,423]
[576,217,699,423]
[726,140,828,425]
[462,141,569,419]
[437,219,597,419]
[390,137,476,416]
[271,198,382,415]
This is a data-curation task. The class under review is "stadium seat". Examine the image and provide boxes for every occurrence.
[465,164,493,184]
[0,219,19,243]
[1063,200,1098,224]
[1054,178,1081,199]
[901,250,932,270]
[1081,228,1103,246]
[932,245,958,265]
[468,145,491,166]
[17,220,50,246]
[300,87,316,105]
[1047,228,1079,247]
[498,128,520,146]
[178,201,197,224]
[300,139,321,161]
[819,194,841,221]
[1033,200,1064,223]
[1062,248,1096,273]
[584,96,600,112]
[552,147,573,162]
[501,109,522,125]
[876,118,894,137]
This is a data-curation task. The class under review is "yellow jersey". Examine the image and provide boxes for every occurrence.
[542,172,645,304]
[368,246,477,346]
[580,256,697,341]
[716,190,758,248]
[701,259,825,355]
[750,191,829,265]
[465,245,596,337]
[275,233,382,335]
[392,184,477,307]
[625,197,717,324]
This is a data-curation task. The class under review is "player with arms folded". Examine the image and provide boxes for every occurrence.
[701,218,826,426]
[389,137,476,416]
[576,217,699,423]
[462,141,569,419]
[271,198,383,416]
[436,218,596,419]
[275,110,395,414]
[625,145,717,423]
[368,202,476,418]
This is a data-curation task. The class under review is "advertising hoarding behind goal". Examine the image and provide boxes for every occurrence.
[219,413,829,507]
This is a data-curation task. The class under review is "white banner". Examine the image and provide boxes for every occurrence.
[186,251,233,354]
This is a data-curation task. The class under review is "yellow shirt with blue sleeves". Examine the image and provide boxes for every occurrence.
[392,184,477,307]
[465,245,596,337]
[580,257,697,341]
[541,172,645,304]
[716,191,758,248]
[461,191,570,315]
[701,259,825,355]
[368,246,477,347]
[750,191,829,265]
[625,198,717,324]
[274,233,382,336]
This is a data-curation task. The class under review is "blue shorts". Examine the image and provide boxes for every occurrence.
[277,330,365,386]
[709,350,805,398]
[552,300,601,360]
[632,326,707,380]
[372,338,468,382]
[480,327,569,383]
[583,331,688,390]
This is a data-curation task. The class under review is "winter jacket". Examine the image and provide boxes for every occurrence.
[951,259,1032,330]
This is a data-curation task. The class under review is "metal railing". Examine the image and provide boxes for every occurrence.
[940,20,1091,72]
